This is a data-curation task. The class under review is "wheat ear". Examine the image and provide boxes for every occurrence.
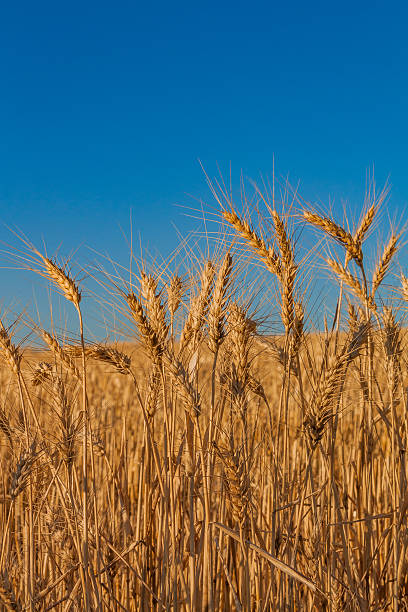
[327,258,375,310]
[179,261,215,354]
[215,444,250,528]
[164,350,201,417]
[291,302,304,356]
[382,308,401,397]
[272,210,296,331]
[272,210,293,268]
[371,234,399,297]
[401,274,408,303]
[208,252,233,353]
[305,324,367,449]
[52,374,77,468]
[0,321,21,375]
[127,293,164,365]
[355,204,376,244]
[223,208,281,276]
[304,211,362,263]
[86,346,131,375]
[0,408,13,448]
[42,257,81,307]
[167,274,184,320]
[140,273,169,347]
[10,442,37,500]
[32,361,53,386]
[281,265,296,332]
[41,330,80,379]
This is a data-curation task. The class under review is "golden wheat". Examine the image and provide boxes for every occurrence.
[0,194,406,611]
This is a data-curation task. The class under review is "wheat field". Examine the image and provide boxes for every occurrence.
[0,186,408,611]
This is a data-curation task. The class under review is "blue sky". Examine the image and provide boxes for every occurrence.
[1,0,408,337]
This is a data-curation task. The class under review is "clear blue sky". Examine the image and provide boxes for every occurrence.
[1,0,408,336]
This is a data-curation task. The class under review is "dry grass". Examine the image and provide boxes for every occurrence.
[0,190,408,611]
